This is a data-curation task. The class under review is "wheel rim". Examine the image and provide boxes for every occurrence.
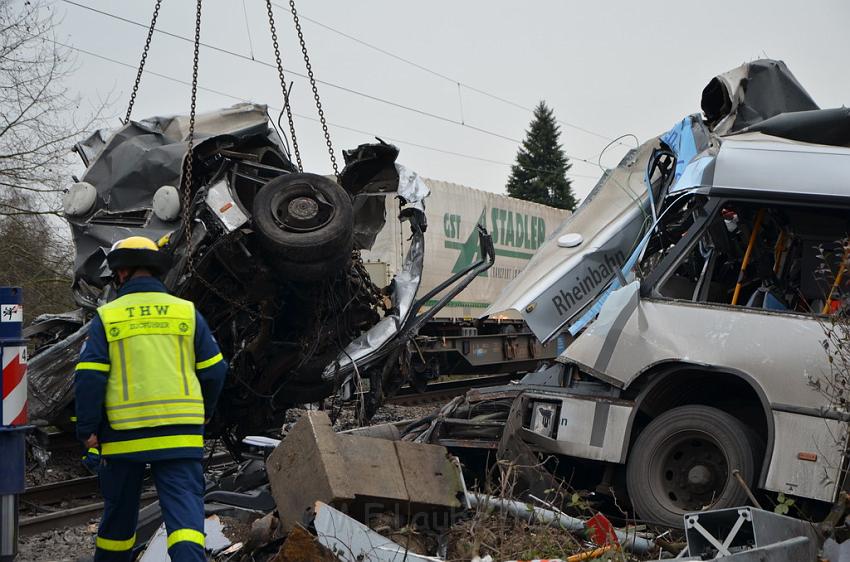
[270,182,335,233]
[648,430,730,513]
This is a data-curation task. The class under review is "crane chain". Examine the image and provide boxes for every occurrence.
[265,0,303,171]
[181,0,202,278]
[180,0,255,315]
[287,0,339,179]
[125,0,163,123]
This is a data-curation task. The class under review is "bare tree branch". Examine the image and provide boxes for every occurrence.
[0,0,111,320]
[0,0,111,218]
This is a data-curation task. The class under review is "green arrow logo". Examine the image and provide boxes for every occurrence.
[448,209,488,275]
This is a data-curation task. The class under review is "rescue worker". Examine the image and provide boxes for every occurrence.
[74,236,228,562]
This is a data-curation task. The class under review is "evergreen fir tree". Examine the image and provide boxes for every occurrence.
[506,101,578,210]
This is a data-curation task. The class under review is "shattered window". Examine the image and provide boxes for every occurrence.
[652,200,850,314]
[637,194,704,281]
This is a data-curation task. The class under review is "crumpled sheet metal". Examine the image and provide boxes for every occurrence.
[323,188,427,379]
[26,321,88,422]
[660,114,713,189]
[73,128,109,166]
[483,59,841,344]
[70,103,280,298]
[394,162,430,211]
[352,193,389,251]
[80,103,275,212]
[702,59,818,135]
[483,140,654,342]
[71,222,172,306]
[313,501,442,562]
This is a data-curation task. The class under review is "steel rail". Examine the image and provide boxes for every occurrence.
[387,373,520,406]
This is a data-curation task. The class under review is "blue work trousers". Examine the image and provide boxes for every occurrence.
[94,458,205,562]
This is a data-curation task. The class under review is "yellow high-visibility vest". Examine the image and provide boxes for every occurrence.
[97,292,205,430]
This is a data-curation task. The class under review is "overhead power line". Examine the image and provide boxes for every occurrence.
[58,0,602,167]
[59,3,516,142]
[51,38,600,181]
[282,3,620,144]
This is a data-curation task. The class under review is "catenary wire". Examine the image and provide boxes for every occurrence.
[241,0,255,60]
[50,38,601,181]
[58,1,519,142]
[279,3,624,145]
[58,0,603,167]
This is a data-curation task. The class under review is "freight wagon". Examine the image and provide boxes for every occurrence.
[361,178,572,379]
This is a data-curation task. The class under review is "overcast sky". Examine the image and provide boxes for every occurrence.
[50,0,850,201]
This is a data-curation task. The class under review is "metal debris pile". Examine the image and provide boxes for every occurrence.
[130,411,655,561]
[15,52,850,561]
[111,410,843,561]
[26,105,496,449]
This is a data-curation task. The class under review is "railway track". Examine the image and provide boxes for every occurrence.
[22,475,101,505]
[20,375,519,534]
[387,373,519,406]
[21,491,160,536]
[20,473,157,536]
[20,451,234,536]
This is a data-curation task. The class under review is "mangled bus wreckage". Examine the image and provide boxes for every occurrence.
[26,103,494,444]
[405,60,850,528]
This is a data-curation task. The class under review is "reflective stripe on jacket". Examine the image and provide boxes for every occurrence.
[97,292,205,430]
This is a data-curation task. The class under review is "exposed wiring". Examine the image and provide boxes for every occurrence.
[596,133,640,170]
[595,132,646,216]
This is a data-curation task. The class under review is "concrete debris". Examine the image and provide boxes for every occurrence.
[265,411,463,533]
[340,421,403,441]
[256,410,662,561]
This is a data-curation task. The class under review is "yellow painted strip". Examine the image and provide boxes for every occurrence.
[167,528,205,548]
[75,361,110,372]
[195,352,223,370]
[106,398,204,411]
[108,414,205,429]
[101,435,203,455]
[96,534,136,551]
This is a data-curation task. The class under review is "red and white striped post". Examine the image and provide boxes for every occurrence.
[0,287,28,561]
